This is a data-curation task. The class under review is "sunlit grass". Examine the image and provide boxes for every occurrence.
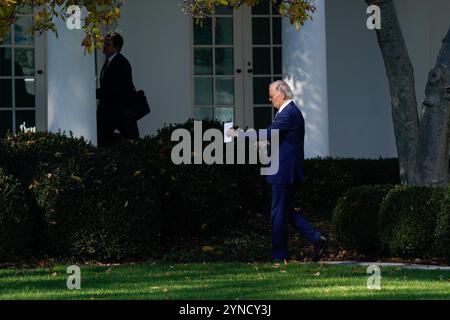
[1,262,449,300]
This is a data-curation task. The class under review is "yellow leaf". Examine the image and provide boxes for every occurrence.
[202,246,214,253]
[71,175,82,183]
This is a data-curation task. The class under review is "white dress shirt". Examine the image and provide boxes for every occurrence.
[276,99,293,118]
[108,52,118,64]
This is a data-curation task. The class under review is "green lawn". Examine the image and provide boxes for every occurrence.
[1,262,449,300]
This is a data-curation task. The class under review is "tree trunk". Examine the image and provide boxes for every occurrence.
[365,0,420,185]
[417,27,450,186]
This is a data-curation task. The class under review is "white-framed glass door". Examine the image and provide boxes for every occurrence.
[192,0,282,129]
[0,6,46,138]
[242,0,282,130]
[192,6,244,125]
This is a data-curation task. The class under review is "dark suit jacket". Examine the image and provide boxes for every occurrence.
[264,101,305,185]
[97,53,135,112]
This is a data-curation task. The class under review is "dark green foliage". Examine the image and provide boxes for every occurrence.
[379,186,441,257]
[0,122,415,263]
[0,131,96,186]
[31,145,163,261]
[123,120,246,238]
[0,168,34,260]
[434,188,450,263]
[332,185,393,254]
[297,158,400,219]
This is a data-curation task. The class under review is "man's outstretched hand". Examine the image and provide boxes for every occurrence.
[226,128,237,138]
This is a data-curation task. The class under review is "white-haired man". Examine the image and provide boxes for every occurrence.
[229,80,327,266]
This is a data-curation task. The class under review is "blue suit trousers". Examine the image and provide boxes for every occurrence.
[271,184,322,260]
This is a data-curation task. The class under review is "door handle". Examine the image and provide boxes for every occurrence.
[247,69,253,73]
[37,70,43,75]
[236,69,242,74]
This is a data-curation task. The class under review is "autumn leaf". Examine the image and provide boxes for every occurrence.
[202,246,214,253]
[70,175,82,183]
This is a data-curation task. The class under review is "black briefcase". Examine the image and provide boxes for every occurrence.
[122,90,151,121]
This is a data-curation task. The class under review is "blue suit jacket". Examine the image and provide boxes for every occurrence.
[264,101,305,185]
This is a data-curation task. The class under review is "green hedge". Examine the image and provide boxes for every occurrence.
[297,158,400,219]
[0,168,34,261]
[379,186,441,257]
[435,188,450,263]
[31,144,163,261]
[0,121,406,262]
[0,131,95,186]
[106,136,243,239]
[332,185,393,254]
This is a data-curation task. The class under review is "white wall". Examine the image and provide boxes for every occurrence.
[283,0,330,158]
[325,0,450,159]
[47,16,97,144]
[118,0,193,137]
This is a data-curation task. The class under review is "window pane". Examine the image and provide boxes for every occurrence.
[273,47,282,75]
[16,110,35,131]
[0,48,12,76]
[15,48,35,76]
[0,27,11,45]
[215,5,233,15]
[252,0,270,15]
[273,18,282,45]
[0,79,12,108]
[18,4,33,15]
[195,78,213,105]
[215,107,234,123]
[215,18,233,45]
[14,16,34,45]
[0,111,12,138]
[252,18,270,45]
[15,78,35,108]
[253,47,271,75]
[194,18,212,45]
[215,48,233,75]
[253,77,271,104]
[194,48,213,75]
[215,78,234,105]
[196,107,214,121]
[254,107,273,130]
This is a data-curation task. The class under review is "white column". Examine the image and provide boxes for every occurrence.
[46,17,97,145]
[282,0,329,158]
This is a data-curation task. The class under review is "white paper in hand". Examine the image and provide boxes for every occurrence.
[224,122,234,143]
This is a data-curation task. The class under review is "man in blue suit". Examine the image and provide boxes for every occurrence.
[229,80,327,265]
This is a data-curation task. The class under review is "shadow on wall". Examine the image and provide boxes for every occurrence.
[283,11,329,158]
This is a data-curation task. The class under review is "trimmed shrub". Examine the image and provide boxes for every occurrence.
[32,146,163,261]
[0,122,409,262]
[435,188,450,263]
[0,131,96,186]
[297,158,400,219]
[0,168,34,260]
[115,122,246,238]
[332,184,393,254]
[379,186,441,257]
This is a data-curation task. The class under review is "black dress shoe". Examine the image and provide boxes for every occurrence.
[313,236,327,262]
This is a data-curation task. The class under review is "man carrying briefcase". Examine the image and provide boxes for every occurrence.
[96,32,149,147]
